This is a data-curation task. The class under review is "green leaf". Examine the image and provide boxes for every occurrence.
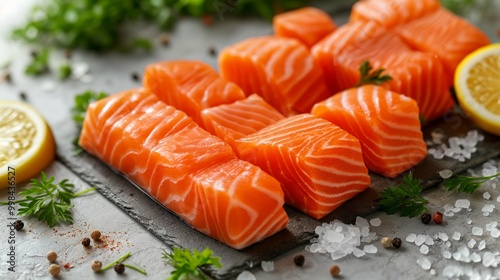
[379,172,429,218]
[25,48,50,75]
[58,62,72,80]
[354,60,393,87]
[163,247,222,280]
[444,172,500,193]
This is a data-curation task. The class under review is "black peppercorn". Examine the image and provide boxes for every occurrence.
[19,92,27,101]
[131,72,140,82]
[392,237,402,249]
[114,263,125,274]
[13,220,24,231]
[421,212,432,224]
[293,254,305,267]
[208,47,217,57]
[82,237,91,247]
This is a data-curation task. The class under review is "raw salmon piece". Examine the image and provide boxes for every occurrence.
[311,85,427,178]
[395,8,491,86]
[236,114,371,219]
[80,89,288,249]
[143,60,245,127]
[201,94,285,152]
[350,0,440,28]
[273,7,337,48]
[312,22,455,121]
[219,36,330,116]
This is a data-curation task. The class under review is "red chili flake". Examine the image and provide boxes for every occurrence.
[202,15,214,26]
[64,263,71,269]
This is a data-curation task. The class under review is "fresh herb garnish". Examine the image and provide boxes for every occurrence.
[443,172,500,193]
[98,252,147,275]
[0,172,95,227]
[379,173,429,218]
[162,247,222,280]
[72,90,108,127]
[58,62,72,80]
[25,48,50,76]
[354,60,393,87]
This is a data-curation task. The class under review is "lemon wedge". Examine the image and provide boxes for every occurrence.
[0,100,56,189]
[455,43,500,136]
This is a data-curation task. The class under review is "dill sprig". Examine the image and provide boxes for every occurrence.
[379,173,429,218]
[354,60,393,87]
[443,172,500,193]
[162,247,222,280]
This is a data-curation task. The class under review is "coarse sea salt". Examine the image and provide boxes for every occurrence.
[472,227,484,236]
[369,218,382,227]
[439,169,454,179]
[438,232,449,242]
[478,240,486,250]
[443,251,452,259]
[415,234,427,246]
[237,271,256,280]
[455,199,471,209]
[468,239,477,248]
[452,232,461,241]
[427,130,484,162]
[261,261,274,272]
[416,257,431,270]
[406,233,417,243]
[484,192,491,200]
[420,244,429,255]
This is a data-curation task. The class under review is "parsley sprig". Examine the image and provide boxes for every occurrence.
[354,60,393,87]
[379,173,429,218]
[0,172,95,227]
[443,172,500,193]
[72,90,109,127]
[162,247,222,280]
[25,49,50,76]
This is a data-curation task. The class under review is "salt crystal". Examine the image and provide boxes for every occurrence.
[41,81,56,92]
[496,195,500,203]
[424,235,434,246]
[472,227,484,236]
[443,204,454,211]
[446,241,451,248]
[406,233,417,243]
[439,169,454,179]
[416,257,432,270]
[363,244,377,254]
[361,232,377,243]
[467,218,472,224]
[455,199,471,209]
[415,234,427,246]
[420,244,429,254]
[355,217,369,229]
[361,226,369,237]
[81,74,94,83]
[325,231,344,243]
[330,250,348,260]
[352,247,366,258]
[438,232,449,242]
[484,212,490,217]
[261,261,274,272]
[468,239,477,248]
[451,207,461,213]
[471,252,482,263]
[237,271,256,280]
[452,232,461,241]
[486,222,498,232]
[478,240,486,250]
[491,228,500,238]
[482,204,495,212]
[453,245,471,262]
[483,252,496,267]
[369,218,382,227]
[443,264,464,278]
[443,251,452,259]
[430,269,436,275]
[72,62,89,78]
[484,192,491,200]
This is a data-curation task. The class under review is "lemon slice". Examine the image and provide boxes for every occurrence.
[0,101,56,189]
[455,43,500,136]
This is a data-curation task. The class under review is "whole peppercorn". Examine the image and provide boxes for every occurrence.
[421,212,432,224]
[48,264,61,277]
[114,263,125,274]
[91,260,102,272]
[81,237,91,247]
[381,237,392,248]
[46,251,57,263]
[392,237,402,249]
[329,265,341,277]
[91,230,101,241]
[433,212,443,224]
[293,254,305,267]
[13,220,24,231]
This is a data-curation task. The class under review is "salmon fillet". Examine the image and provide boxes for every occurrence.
[143,60,245,127]
[395,8,491,86]
[201,94,285,152]
[312,21,455,122]
[236,114,371,219]
[79,89,288,249]
[350,0,440,28]
[311,85,427,178]
[219,36,330,116]
[273,7,337,48]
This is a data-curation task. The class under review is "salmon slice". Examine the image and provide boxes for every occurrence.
[143,60,245,127]
[219,36,330,116]
[311,85,427,178]
[273,7,337,48]
[349,0,440,28]
[236,114,371,219]
[79,89,288,249]
[395,8,491,86]
[201,94,285,152]
[312,22,455,122]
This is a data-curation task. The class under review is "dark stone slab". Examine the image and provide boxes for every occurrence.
[56,108,500,279]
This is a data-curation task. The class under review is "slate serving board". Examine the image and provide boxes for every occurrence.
[56,108,500,280]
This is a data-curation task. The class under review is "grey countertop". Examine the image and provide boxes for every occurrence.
[1,1,500,279]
